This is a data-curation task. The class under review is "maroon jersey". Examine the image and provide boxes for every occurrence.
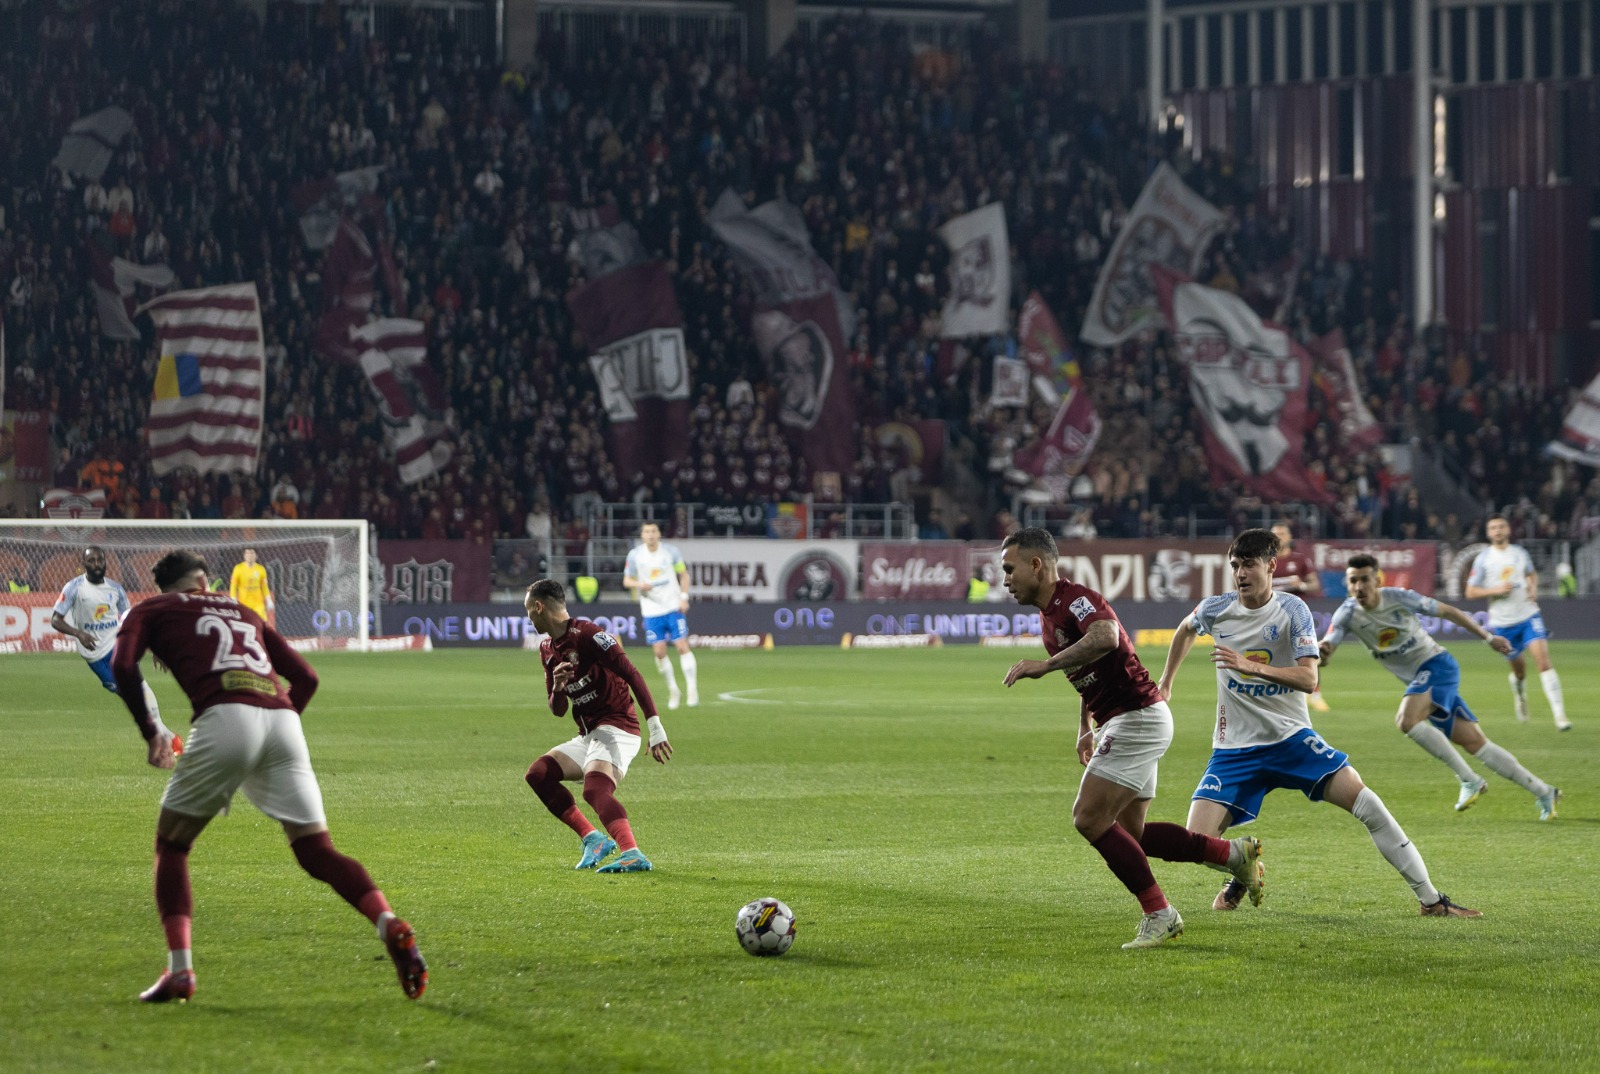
[1040,579,1164,726]
[112,591,318,736]
[540,618,655,736]
[1272,550,1319,594]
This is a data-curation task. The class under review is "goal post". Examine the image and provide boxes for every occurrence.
[0,519,374,653]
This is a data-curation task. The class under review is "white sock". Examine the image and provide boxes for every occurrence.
[655,654,679,694]
[1350,788,1438,904]
[1510,673,1526,699]
[1405,722,1478,782]
[1540,669,1567,722]
[143,681,162,724]
[169,949,192,973]
[375,910,396,942]
[679,651,698,691]
[1474,741,1551,798]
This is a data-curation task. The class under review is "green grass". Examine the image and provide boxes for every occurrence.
[2,642,1596,1073]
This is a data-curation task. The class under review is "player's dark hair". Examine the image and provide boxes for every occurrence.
[1347,553,1380,572]
[153,550,209,591]
[1485,513,1508,525]
[1229,528,1279,562]
[1002,526,1059,561]
[527,578,566,605]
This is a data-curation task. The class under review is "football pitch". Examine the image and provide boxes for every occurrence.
[2,642,1596,1073]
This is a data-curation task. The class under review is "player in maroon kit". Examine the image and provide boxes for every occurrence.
[999,528,1264,949]
[523,578,672,873]
[1271,523,1329,710]
[110,550,427,1003]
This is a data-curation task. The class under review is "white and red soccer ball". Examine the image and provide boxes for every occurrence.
[734,897,796,956]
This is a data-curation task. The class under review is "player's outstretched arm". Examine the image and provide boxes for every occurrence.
[1435,601,1513,654]
[1155,619,1199,700]
[1003,620,1117,686]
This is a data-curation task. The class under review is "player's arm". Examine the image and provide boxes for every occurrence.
[261,567,275,611]
[607,647,671,762]
[1003,619,1118,686]
[109,611,177,769]
[1299,567,1322,597]
[1524,569,1538,603]
[49,609,94,647]
[1211,650,1320,693]
[545,656,571,716]
[621,553,648,593]
[1433,600,1513,655]
[675,561,690,609]
[230,564,244,602]
[1318,606,1351,665]
[259,625,320,712]
[1155,617,1200,701]
[1464,558,1511,599]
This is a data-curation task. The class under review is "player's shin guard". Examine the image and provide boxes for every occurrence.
[526,757,594,836]
[1088,826,1167,912]
[1474,741,1552,798]
[154,836,193,958]
[1540,669,1568,724]
[655,654,679,691]
[1350,788,1438,905]
[1404,722,1478,782]
[679,650,698,689]
[1138,822,1231,866]
[290,831,386,921]
[582,772,637,852]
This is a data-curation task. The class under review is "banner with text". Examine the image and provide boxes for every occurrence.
[668,539,861,601]
[378,539,492,603]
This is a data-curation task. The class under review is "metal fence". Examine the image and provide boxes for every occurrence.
[275,0,497,56]
[535,0,747,65]
[579,501,916,540]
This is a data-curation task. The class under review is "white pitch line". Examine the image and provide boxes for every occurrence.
[716,689,786,705]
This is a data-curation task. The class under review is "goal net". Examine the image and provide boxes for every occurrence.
[0,519,372,653]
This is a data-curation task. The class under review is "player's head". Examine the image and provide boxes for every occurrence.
[525,578,568,632]
[153,550,210,594]
[1270,522,1294,552]
[242,547,257,565]
[80,546,107,584]
[1000,527,1059,607]
[1345,553,1382,608]
[1485,514,1510,547]
[639,522,661,550]
[1228,528,1279,600]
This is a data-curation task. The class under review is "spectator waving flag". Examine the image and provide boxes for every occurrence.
[938,203,1012,338]
[1547,373,1600,468]
[87,238,175,341]
[52,106,133,181]
[708,189,857,478]
[140,284,265,476]
[1012,292,1101,483]
[1307,329,1382,452]
[1153,266,1331,504]
[1082,163,1226,347]
[1017,291,1081,404]
[314,216,378,362]
[351,318,455,485]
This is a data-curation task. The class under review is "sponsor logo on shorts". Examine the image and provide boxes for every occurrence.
[1199,773,1224,793]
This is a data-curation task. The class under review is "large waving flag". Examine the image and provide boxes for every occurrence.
[939,203,1012,338]
[1082,163,1226,347]
[139,284,265,476]
[87,239,175,340]
[1547,373,1600,468]
[53,106,133,181]
[351,318,454,484]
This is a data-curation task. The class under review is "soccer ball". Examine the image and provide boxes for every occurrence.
[734,898,796,956]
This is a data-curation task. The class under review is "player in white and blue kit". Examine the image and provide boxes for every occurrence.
[1322,554,1561,820]
[51,546,165,726]
[1465,515,1571,730]
[1157,529,1481,918]
[622,523,699,709]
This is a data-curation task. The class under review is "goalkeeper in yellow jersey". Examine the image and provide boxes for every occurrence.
[229,547,275,627]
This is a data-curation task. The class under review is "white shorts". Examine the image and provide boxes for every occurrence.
[549,724,642,780]
[1083,701,1174,799]
[161,703,327,825]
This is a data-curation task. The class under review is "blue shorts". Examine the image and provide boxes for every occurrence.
[87,652,119,694]
[1490,614,1548,658]
[643,611,688,646]
[1403,652,1479,736]
[1192,727,1351,825]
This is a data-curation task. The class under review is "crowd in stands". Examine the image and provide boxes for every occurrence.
[0,0,1588,547]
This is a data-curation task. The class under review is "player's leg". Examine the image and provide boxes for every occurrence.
[1505,634,1531,723]
[647,616,682,709]
[1524,636,1571,730]
[140,808,210,1002]
[1184,751,1268,910]
[525,742,611,864]
[1452,719,1560,818]
[583,730,653,873]
[92,654,170,739]
[1320,765,1480,916]
[1394,690,1482,804]
[675,625,698,707]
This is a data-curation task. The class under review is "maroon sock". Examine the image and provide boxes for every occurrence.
[154,837,193,948]
[290,831,381,920]
[1088,825,1167,911]
[1139,822,1232,866]
[527,757,594,837]
[582,772,636,850]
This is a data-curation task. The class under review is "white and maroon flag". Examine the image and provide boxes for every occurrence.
[53,106,133,181]
[566,260,690,481]
[1082,162,1226,347]
[1013,389,1102,483]
[709,189,857,477]
[350,318,454,485]
[1307,328,1382,452]
[1017,291,1080,404]
[140,284,265,476]
[1547,372,1600,468]
[88,239,175,340]
[990,354,1030,407]
[314,216,378,363]
[1154,266,1330,503]
[939,203,1012,338]
[293,166,384,250]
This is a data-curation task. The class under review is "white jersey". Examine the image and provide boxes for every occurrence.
[624,542,686,618]
[52,574,133,661]
[1190,591,1320,750]
[1467,544,1540,627]
[1323,588,1446,683]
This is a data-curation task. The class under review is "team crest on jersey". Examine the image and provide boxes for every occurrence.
[1054,628,1069,648]
[1068,596,1096,622]
[1263,624,1280,641]
[1377,627,1400,648]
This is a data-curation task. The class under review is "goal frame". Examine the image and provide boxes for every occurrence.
[1,518,374,650]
